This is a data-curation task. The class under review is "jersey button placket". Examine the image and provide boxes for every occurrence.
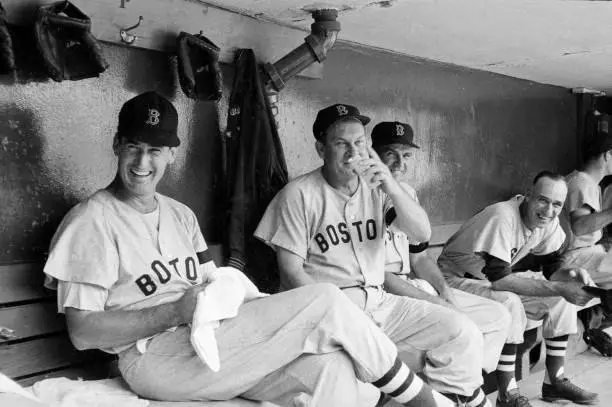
[345,199,367,284]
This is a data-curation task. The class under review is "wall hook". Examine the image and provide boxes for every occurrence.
[120,16,143,44]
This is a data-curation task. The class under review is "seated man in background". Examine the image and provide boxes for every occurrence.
[256,103,491,407]
[563,131,612,354]
[43,92,448,407]
[370,121,514,403]
[563,131,612,278]
[438,171,599,405]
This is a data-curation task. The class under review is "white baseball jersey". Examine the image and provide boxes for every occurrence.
[564,170,602,250]
[438,195,566,281]
[384,183,420,276]
[43,189,216,352]
[254,168,393,288]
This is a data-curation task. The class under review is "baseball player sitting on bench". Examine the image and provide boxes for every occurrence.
[438,171,599,406]
[562,132,612,355]
[42,92,451,407]
[369,121,512,385]
[255,103,492,407]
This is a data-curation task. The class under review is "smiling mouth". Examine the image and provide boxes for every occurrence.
[130,169,152,177]
[536,214,551,222]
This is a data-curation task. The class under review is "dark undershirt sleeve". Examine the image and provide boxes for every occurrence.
[482,254,512,282]
[516,251,563,280]
[196,249,213,265]
[409,242,429,253]
[385,208,397,226]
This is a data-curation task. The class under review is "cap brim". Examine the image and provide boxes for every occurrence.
[355,114,371,126]
[120,129,180,147]
[372,139,420,149]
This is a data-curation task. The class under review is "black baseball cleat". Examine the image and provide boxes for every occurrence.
[497,389,532,407]
[541,378,599,405]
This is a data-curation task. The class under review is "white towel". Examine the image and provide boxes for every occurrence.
[190,267,268,372]
[0,371,44,403]
[31,377,148,407]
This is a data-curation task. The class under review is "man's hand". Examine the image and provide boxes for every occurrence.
[173,283,211,325]
[351,145,400,194]
[552,268,596,286]
[426,294,460,311]
[556,282,596,306]
[569,268,596,286]
[439,288,461,310]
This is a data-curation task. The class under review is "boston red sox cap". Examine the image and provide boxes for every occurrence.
[371,121,419,149]
[313,103,370,141]
[117,91,180,147]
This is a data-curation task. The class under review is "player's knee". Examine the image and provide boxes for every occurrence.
[447,313,483,346]
[494,301,513,332]
[498,291,525,317]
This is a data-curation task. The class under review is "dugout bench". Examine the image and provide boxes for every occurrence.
[0,225,599,405]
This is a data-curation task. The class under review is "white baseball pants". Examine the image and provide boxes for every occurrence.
[402,277,510,373]
[446,273,577,344]
[118,284,402,406]
[342,286,485,397]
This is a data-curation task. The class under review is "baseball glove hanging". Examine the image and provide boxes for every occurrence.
[176,31,222,101]
[0,2,15,74]
[34,1,108,81]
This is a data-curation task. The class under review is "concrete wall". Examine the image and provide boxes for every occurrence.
[1,44,222,262]
[275,43,577,224]
[0,39,576,263]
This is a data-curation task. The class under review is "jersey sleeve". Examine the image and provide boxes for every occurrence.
[43,201,119,290]
[183,206,217,277]
[472,213,515,264]
[254,185,309,259]
[566,175,600,214]
[386,183,427,245]
[56,281,108,313]
[531,218,566,256]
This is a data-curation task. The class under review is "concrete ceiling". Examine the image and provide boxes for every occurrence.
[203,0,612,93]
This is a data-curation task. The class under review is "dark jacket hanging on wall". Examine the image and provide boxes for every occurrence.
[223,49,288,293]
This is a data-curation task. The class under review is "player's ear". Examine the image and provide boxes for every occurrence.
[112,134,121,156]
[167,147,177,164]
[315,140,325,159]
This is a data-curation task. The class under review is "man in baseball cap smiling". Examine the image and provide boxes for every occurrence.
[372,121,515,406]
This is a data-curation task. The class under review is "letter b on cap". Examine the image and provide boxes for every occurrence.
[396,123,404,136]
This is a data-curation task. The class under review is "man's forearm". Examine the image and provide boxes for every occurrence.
[66,301,182,350]
[572,209,612,236]
[411,254,448,296]
[387,188,431,242]
[491,274,561,297]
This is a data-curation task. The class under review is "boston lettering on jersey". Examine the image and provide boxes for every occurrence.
[314,219,378,253]
[134,250,213,296]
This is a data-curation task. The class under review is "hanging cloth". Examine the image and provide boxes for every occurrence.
[223,49,288,293]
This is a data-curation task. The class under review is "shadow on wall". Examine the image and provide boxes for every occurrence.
[0,105,72,263]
